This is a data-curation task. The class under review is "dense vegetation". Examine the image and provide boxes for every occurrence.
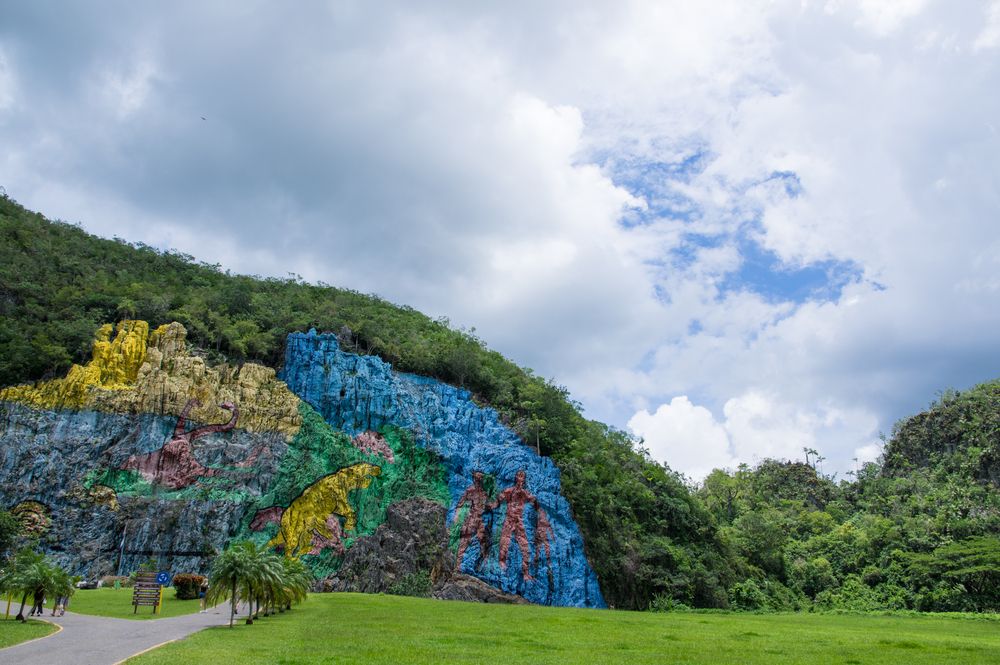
[3,194,1000,613]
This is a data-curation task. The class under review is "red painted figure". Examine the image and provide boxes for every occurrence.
[453,471,492,572]
[122,399,238,490]
[490,469,540,581]
[533,508,553,571]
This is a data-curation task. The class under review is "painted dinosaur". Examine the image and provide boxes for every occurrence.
[263,462,381,557]
[121,398,238,490]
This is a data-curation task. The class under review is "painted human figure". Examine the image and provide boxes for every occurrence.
[490,469,540,581]
[453,471,493,572]
[122,399,238,490]
[533,508,553,571]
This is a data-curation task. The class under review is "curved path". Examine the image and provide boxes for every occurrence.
[0,601,244,665]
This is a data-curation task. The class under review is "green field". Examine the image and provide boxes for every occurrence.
[0,616,58,650]
[126,593,1000,664]
[69,587,204,620]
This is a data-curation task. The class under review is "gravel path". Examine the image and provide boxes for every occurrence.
[0,601,246,665]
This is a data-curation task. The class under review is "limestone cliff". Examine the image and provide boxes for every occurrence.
[280,329,606,608]
[0,324,605,609]
[1,320,301,438]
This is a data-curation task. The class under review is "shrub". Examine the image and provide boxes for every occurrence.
[649,593,689,612]
[100,575,133,588]
[729,579,769,611]
[386,571,432,598]
[172,574,206,600]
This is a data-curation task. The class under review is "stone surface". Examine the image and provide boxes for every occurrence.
[0,401,286,580]
[1,320,302,438]
[280,330,605,608]
[319,497,453,594]
[0,323,604,609]
[433,574,532,604]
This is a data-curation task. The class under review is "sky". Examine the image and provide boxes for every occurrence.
[2,0,1000,481]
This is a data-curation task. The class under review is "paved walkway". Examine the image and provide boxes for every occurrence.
[0,601,246,665]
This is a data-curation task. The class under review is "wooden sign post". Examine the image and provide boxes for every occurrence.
[132,572,161,614]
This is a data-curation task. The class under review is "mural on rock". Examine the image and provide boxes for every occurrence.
[0,321,605,608]
[261,462,382,557]
[121,399,242,490]
[279,329,605,607]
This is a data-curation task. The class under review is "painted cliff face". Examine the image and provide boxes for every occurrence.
[0,322,604,609]
[280,329,606,608]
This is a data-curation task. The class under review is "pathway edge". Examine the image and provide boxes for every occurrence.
[0,617,63,652]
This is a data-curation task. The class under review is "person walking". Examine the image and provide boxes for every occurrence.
[27,590,44,617]
[198,578,210,613]
[57,593,70,616]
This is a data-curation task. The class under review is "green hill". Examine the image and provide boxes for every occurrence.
[3,191,1000,613]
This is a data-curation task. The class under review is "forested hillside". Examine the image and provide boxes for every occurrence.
[3,193,1000,612]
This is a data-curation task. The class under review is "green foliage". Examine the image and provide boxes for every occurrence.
[0,509,21,558]
[172,574,206,600]
[2,547,75,621]
[386,571,432,598]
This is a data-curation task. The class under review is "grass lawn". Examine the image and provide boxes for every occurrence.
[69,587,204,620]
[126,593,1000,664]
[0,614,58,650]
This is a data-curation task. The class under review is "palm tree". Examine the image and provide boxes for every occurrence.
[7,549,46,622]
[276,556,311,613]
[204,541,284,627]
[205,543,251,628]
[235,542,281,625]
[5,549,71,622]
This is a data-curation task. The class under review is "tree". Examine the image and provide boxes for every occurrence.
[4,549,72,622]
[204,541,283,628]
[205,543,251,628]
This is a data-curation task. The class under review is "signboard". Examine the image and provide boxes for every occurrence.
[156,571,170,585]
[132,571,163,614]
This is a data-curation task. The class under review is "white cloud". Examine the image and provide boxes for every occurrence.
[628,397,736,480]
[975,1,1000,50]
[855,0,929,35]
[0,0,998,482]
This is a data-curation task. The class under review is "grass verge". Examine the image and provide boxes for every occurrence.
[0,614,58,650]
[127,593,1000,664]
[69,587,204,620]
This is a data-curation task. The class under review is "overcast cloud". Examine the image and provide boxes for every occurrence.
[2,0,1000,481]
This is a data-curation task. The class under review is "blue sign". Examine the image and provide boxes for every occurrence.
[155,571,170,585]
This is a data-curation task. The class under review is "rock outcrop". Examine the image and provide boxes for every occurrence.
[0,323,605,608]
[1,321,302,438]
[433,574,531,604]
[318,497,452,594]
[280,330,605,608]
[0,401,286,579]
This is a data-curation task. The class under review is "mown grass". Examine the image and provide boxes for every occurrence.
[0,615,58,650]
[69,587,204,620]
[127,593,1000,664]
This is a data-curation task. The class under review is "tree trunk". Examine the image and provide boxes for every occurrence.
[229,580,236,628]
[16,592,28,621]
[245,583,253,625]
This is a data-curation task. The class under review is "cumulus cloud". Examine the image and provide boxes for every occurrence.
[628,397,736,480]
[1,1,999,481]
